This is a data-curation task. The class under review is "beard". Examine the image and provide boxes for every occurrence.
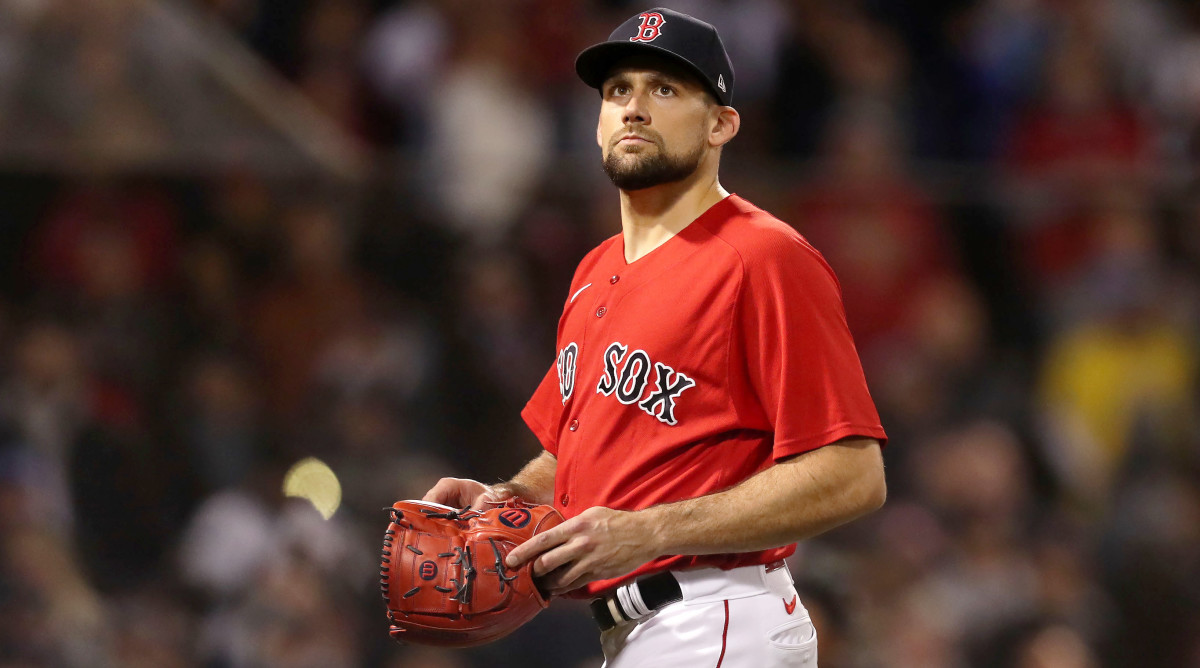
[601,137,705,191]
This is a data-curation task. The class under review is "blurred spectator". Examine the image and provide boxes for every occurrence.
[207,169,283,285]
[0,321,88,531]
[1099,466,1200,667]
[456,251,546,401]
[108,586,196,668]
[962,0,1053,158]
[1036,262,1196,506]
[179,459,376,667]
[1147,5,1200,156]
[311,300,435,408]
[383,645,471,668]
[424,5,552,242]
[1011,624,1099,668]
[913,424,1039,638]
[794,105,958,355]
[250,200,370,419]
[178,351,265,494]
[1004,33,1154,195]
[769,1,838,157]
[196,560,362,667]
[307,302,446,518]
[177,464,367,601]
[295,0,375,142]
[0,527,108,667]
[31,181,179,296]
[2,2,168,160]
[29,181,179,402]
[360,0,450,146]
[179,237,245,351]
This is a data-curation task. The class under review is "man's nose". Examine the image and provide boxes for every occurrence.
[622,93,649,125]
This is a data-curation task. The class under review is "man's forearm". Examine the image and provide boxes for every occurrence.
[504,437,886,592]
[498,451,557,506]
[641,437,885,556]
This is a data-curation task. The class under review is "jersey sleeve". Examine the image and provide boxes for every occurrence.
[521,363,561,455]
[735,233,887,460]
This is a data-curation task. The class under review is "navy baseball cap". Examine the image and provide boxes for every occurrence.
[575,8,735,106]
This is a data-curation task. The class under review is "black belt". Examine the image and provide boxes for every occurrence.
[589,571,683,631]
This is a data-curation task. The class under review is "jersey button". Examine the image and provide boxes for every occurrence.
[569,419,579,431]
[595,306,606,318]
[560,493,570,506]
[610,275,620,285]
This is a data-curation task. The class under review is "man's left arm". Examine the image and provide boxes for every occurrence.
[506,436,885,596]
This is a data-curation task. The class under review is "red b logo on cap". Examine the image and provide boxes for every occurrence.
[630,12,666,42]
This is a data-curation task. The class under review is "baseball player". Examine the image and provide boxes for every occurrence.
[424,8,887,667]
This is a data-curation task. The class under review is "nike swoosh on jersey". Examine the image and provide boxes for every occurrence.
[783,595,798,615]
[569,283,593,304]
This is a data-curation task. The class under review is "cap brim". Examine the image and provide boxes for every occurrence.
[575,41,723,103]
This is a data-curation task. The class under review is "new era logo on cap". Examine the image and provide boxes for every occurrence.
[575,7,735,106]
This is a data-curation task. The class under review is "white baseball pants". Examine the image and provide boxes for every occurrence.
[599,563,818,667]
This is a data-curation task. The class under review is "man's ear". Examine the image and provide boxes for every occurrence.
[708,106,740,148]
[596,119,604,149]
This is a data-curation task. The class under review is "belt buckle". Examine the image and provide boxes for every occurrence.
[589,592,627,631]
[591,571,682,632]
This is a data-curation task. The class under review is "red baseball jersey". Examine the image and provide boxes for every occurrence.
[521,195,886,597]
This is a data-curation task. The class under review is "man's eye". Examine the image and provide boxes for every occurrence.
[657,86,674,96]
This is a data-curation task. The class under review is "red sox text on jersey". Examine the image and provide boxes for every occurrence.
[558,341,696,425]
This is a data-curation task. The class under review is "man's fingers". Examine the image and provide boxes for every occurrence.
[505,533,549,569]
[548,577,588,597]
[542,562,591,596]
[530,540,580,578]
[421,480,451,503]
[506,525,569,568]
[536,564,573,594]
[469,490,496,511]
[422,477,487,507]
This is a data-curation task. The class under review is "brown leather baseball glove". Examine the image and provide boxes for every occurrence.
[379,498,565,647]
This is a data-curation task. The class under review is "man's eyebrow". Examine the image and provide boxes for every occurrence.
[602,70,689,90]
[602,73,631,89]
[645,72,686,86]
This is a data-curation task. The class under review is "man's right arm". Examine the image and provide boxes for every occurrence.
[422,451,557,510]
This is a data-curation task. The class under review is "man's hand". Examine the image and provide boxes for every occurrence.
[422,478,514,511]
[504,506,660,597]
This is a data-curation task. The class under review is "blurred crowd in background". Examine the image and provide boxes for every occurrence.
[1,0,1199,666]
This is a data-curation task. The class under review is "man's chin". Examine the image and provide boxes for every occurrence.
[602,144,702,191]
[606,169,679,191]
[609,146,655,161]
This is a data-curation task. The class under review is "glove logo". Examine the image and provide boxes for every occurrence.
[498,508,532,529]
[419,561,439,580]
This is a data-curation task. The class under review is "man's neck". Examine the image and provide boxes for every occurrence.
[619,170,729,264]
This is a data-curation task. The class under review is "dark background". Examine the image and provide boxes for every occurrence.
[1,0,1198,666]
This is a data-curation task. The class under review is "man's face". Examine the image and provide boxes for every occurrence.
[597,58,716,191]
